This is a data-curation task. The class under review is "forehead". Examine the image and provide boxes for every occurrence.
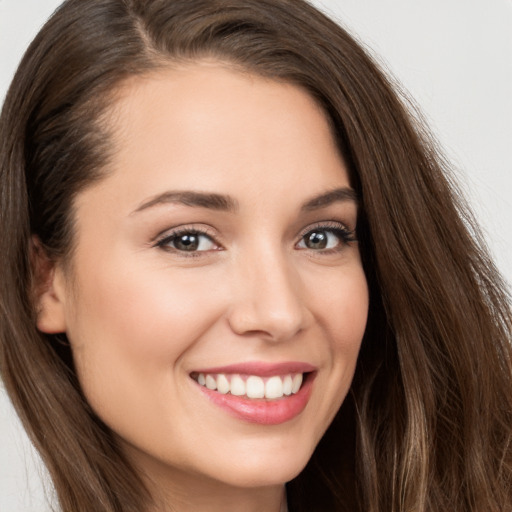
[76,61,350,217]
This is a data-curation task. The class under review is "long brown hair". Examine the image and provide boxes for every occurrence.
[1,0,511,510]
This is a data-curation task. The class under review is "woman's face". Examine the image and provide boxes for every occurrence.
[41,63,368,493]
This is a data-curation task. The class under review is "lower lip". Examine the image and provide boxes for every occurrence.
[194,374,315,425]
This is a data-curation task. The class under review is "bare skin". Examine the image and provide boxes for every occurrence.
[36,62,368,511]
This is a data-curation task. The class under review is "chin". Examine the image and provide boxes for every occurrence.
[205,439,316,489]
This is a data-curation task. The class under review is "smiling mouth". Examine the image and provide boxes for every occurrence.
[190,372,308,400]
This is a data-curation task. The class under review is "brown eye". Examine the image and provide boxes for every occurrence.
[158,231,217,252]
[304,231,329,249]
[174,233,201,251]
[297,225,355,251]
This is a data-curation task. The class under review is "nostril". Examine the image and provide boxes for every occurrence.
[226,299,307,341]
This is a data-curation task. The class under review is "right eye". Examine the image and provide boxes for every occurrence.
[156,230,219,253]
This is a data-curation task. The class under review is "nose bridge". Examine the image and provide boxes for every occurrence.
[228,243,307,341]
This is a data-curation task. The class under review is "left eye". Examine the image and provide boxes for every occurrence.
[159,231,217,252]
[297,228,349,250]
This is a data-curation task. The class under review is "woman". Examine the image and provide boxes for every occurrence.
[1,0,511,511]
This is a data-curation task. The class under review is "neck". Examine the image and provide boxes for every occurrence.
[149,479,286,512]
[135,458,287,512]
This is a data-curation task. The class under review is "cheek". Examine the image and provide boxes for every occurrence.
[311,261,368,397]
[333,270,368,383]
[64,257,232,453]
[65,258,224,409]
[72,260,218,355]
[308,260,369,352]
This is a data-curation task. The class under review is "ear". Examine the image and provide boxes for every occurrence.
[31,236,68,334]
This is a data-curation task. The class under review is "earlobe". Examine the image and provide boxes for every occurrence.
[31,237,67,334]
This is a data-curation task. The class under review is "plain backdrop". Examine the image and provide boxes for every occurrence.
[1,0,511,510]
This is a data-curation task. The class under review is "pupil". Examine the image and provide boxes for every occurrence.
[176,234,199,251]
[307,231,327,249]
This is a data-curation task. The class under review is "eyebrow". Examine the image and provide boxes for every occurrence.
[300,187,358,211]
[132,186,358,215]
[132,191,239,214]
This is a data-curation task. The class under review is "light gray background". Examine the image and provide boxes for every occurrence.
[1,0,511,510]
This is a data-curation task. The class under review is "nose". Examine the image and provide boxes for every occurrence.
[226,249,310,342]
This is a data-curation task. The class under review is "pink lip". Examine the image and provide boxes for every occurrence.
[192,361,317,377]
[191,361,317,425]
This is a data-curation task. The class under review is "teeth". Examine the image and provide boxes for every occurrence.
[246,376,265,398]
[265,376,283,399]
[230,375,246,396]
[292,374,303,393]
[217,374,230,394]
[205,374,217,390]
[195,372,305,399]
[283,375,293,396]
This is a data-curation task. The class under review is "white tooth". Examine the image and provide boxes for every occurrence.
[230,375,246,396]
[246,376,265,398]
[205,374,217,390]
[283,375,293,396]
[291,374,303,393]
[265,376,284,399]
[198,373,206,386]
[216,374,230,394]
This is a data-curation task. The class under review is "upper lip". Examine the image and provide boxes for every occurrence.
[190,361,317,377]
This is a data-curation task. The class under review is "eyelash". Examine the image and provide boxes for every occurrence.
[296,221,356,253]
[154,226,220,258]
[154,221,356,257]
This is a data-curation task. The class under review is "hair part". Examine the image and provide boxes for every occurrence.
[1,1,511,511]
